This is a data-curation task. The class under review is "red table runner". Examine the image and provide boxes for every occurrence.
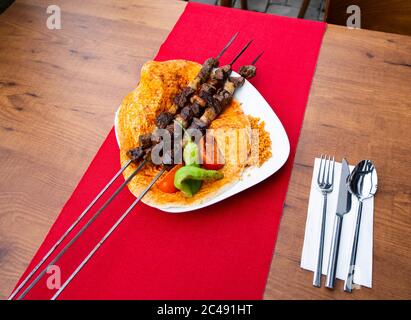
[13,3,325,299]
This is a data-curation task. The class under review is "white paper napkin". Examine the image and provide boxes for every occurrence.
[300,158,374,288]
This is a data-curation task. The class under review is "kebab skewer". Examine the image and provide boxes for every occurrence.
[51,55,261,299]
[155,32,239,129]
[128,64,234,163]
[128,40,254,165]
[8,35,243,301]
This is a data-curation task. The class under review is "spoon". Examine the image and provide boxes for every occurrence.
[344,160,378,292]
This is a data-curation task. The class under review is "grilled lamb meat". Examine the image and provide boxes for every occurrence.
[197,58,219,82]
[139,133,153,148]
[127,146,145,161]
[190,103,202,118]
[199,82,217,97]
[128,60,249,164]
[173,87,196,109]
[214,65,231,81]
[189,117,207,136]
[155,111,174,129]
[238,65,256,79]
[175,105,194,128]
[229,76,245,88]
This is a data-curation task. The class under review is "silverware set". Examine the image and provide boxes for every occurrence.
[313,156,378,292]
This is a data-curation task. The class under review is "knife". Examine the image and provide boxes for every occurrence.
[325,158,352,289]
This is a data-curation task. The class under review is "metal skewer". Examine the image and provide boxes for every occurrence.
[229,39,253,66]
[15,159,148,300]
[216,32,238,60]
[251,51,264,65]
[51,167,166,300]
[12,35,249,299]
[8,159,133,300]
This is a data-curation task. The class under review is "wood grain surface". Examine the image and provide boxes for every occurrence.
[0,0,410,300]
[264,25,411,299]
[0,0,186,300]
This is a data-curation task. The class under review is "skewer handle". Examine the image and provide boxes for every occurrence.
[15,160,147,300]
[51,167,166,300]
[8,160,132,300]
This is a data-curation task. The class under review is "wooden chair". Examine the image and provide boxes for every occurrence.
[220,0,312,19]
[298,0,311,18]
[220,0,248,10]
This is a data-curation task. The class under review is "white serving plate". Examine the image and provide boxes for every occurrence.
[114,71,290,213]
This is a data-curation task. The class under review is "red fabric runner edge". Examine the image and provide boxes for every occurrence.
[12,3,326,299]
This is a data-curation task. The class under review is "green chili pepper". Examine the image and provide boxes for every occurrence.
[174,166,224,197]
[183,141,200,167]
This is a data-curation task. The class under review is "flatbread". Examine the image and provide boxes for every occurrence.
[117,60,251,208]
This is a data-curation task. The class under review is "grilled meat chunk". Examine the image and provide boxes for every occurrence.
[200,83,217,96]
[214,65,231,81]
[190,103,202,118]
[180,106,194,122]
[229,76,245,88]
[214,89,232,108]
[156,112,174,129]
[139,133,153,148]
[127,146,145,161]
[175,105,194,128]
[188,117,207,136]
[174,87,195,108]
[198,58,219,82]
[238,65,256,79]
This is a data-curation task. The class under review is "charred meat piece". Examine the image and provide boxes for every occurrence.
[156,112,174,129]
[200,83,217,96]
[210,98,223,114]
[238,65,256,79]
[229,76,245,89]
[127,146,145,162]
[199,83,218,111]
[214,65,231,82]
[175,105,194,128]
[189,117,207,136]
[180,106,194,122]
[198,58,219,82]
[139,133,153,148]
[173,87,195,108]
[201,92,218,112]
[190,103,202,118]
[214,89,232,107]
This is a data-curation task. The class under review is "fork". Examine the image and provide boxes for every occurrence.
[313,154,335,287]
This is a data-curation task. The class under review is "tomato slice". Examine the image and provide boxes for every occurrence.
[156,164,184,193]
[200,135,225,170]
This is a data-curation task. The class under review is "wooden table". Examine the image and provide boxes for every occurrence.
[0,0,410,300]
